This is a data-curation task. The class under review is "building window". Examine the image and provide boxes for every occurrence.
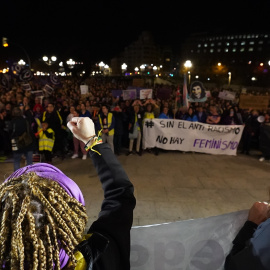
[233,42,238,46]
[204,43,208,47]
[217,48,221,52]
[210,49,214,53]
[240,48,245,52]
[226,42,230,46]
[225,48,229,52]
[211,43,215,47]
[248,47,254,51]
[198,44,201,48]
[249,41,254,45]
[232,48,237,52]
[258,40,264,44]
[241,41,246,46]
[217,42,222,46]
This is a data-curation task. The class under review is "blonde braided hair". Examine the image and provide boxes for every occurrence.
[0,172,88,269]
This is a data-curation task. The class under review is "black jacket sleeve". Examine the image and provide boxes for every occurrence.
[87,143,136,270]
[224,221,267,270]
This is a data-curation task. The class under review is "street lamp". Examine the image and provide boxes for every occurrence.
[2,37,31,69]
[140,64,145,75]
[184,60,192,84]
[18,59,26,66]
[104,64,110,75]
[66,59,75,69]
[121,63,127,75]
[43,55,57,66]
[228,72,231,86]
[184,60,192,69]
[2,37,8,47]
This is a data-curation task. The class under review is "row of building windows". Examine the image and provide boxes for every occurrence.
[199,34,269,41]
[192,47,263,53]
[197,40,264,48]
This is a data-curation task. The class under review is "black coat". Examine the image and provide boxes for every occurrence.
[10,116,36,152]
[128,111,143,134]
[76,143,136,270]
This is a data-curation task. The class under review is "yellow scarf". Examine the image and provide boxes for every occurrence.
[66,234,92,270]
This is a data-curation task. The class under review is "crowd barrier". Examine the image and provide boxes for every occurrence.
[130,210,248,270]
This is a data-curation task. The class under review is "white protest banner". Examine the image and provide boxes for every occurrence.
[140,89,153,99]
[80,85,89,95]
[218,90,236,100]
[123,89,137,100]
[131,210,248,270]
[143,119,244,156]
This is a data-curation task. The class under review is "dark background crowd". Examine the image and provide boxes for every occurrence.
[0,76,270,162]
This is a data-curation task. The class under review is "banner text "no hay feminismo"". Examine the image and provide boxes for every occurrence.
[143,119,244,156]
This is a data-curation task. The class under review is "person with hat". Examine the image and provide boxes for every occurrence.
[0,117,136,269]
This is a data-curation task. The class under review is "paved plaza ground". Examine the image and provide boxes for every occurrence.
[1,149,269,228]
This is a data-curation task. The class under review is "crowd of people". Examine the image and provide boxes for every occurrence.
[0,76,270,169]
[1,76,270,269]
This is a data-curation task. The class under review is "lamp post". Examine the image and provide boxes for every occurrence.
[140,64,145,75]
[43,55,57,66]
[2,37,31,69]
[228,72,231,86]
[121,63,127,76]
[184,60,192,84]
[66,58,75,69]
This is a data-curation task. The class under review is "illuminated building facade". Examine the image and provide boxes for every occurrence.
[180,32,270,86]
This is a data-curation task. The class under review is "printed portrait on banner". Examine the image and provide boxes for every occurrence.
[188,81,207,103]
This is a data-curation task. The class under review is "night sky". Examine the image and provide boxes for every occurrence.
[1,0,270,64]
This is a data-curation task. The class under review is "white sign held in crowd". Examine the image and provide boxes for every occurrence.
[80,85,89,95]
[143,119,244,156]
[130,210,248,270]
[140,89,153,99]
[218,90,236,101]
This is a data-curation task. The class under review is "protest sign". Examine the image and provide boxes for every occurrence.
[218,90,236,100]
[31,90,44,97]
[133,78,144,87]
[21,83,31,91]
[111,89,123,98]
[239,94,269,110]
[143,119,244,156]
[131,210,248,270]
[140,89,153,99]
[123,89,137,100]
[188,81,207,103]
[80,85,89,95]
[43,84,54,97]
